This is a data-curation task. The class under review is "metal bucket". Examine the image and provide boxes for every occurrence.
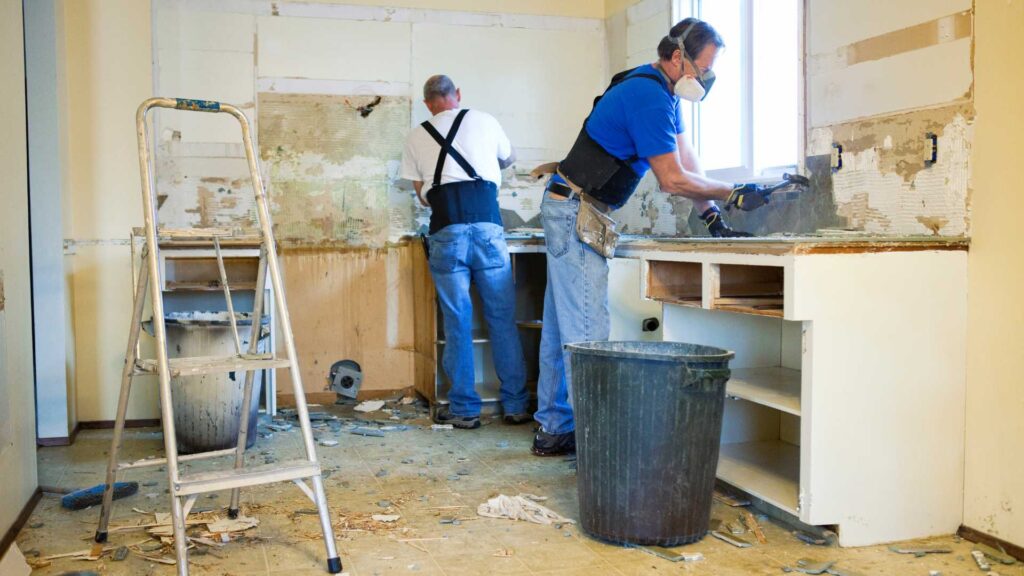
[152,312,269,454]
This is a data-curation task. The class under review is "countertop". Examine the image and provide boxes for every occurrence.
[504,230,969,256]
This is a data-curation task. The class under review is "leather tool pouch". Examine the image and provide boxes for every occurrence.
[575,197,619,259]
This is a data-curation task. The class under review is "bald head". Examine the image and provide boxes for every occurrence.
[423,75,461,116]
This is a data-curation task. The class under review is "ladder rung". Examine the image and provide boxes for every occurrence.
[174,460,320,496]
[118,447,237,471]
[134,354,290,377]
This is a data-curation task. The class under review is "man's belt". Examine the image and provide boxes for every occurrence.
[531,163,611,214]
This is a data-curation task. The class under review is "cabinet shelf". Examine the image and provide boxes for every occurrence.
[726,367,801,416]
[436,330,489,345]
[164,281,258,292]
[718,440,799,515]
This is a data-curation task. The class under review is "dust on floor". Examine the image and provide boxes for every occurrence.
[20,402,1021,575]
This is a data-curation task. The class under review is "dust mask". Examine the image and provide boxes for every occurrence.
[675,76,706,102]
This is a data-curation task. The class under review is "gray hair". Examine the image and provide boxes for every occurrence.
[423,75,457,100]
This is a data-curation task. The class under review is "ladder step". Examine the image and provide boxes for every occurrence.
[134,354,290,377]
[174,460,320,496]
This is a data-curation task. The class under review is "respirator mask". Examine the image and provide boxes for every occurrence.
[673,21,716,102]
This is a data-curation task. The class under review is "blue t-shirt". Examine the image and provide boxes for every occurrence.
[585,64,683,175]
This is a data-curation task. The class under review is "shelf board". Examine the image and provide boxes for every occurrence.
[727,367,801,416]
[435,380,538,405]
[717,440,799,516]
[650,295,703,308]
[712,297,784,318]
[517,320,543,329]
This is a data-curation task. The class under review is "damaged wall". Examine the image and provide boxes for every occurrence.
[804,1,974,237]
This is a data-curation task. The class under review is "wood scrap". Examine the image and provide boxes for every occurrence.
[742,511,768,544]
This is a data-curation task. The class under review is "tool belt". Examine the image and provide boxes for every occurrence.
[534,165,620,259]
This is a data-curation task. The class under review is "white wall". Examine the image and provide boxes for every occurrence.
[63,0,156,422]
[963,0,1024,548]
[0,0,40,539]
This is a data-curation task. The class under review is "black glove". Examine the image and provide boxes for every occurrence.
[701,206,753,238]
[727,183,771,211]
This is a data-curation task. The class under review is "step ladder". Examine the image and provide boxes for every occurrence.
[93,97,343,575]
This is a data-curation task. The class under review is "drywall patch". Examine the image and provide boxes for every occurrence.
[813,103,974,236]
[258,93,421,247]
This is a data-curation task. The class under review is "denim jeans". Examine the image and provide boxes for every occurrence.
[429,223,528,417]
[535,190,610,435]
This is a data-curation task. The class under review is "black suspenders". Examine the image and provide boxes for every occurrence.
[420,109,482,189]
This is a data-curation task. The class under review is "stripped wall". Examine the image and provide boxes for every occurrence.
[805,3,974,237]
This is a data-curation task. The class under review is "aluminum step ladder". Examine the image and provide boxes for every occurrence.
[93,97,343,575]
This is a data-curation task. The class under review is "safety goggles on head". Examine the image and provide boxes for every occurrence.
[676,21,716,100]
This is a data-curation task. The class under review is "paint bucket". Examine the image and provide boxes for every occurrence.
[569,341,734,546]
[148,312,269,454]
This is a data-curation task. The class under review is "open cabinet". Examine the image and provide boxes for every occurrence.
[628,241,968,547]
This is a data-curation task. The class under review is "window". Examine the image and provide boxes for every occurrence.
[675,0,801,182]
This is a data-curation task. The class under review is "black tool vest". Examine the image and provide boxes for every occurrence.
[558,67,670,209]
[421,109,503,235]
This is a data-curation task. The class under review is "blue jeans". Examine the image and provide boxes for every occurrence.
[535,191,610,435]
[429,223,528,417]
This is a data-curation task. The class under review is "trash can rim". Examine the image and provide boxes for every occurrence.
[565,340,735,363]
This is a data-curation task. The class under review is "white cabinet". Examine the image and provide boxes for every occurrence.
[620,240,969,547]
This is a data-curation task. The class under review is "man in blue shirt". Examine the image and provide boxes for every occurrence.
[532,18,772,456]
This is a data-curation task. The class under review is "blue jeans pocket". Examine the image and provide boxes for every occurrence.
[429,235,461,272]
[542,210,575,259]
[475,228,508,269]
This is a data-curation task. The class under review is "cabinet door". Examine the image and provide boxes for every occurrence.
[608,258,662,341]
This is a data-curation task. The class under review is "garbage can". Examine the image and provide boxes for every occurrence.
[569,341,734,546]
[147,312,269,454]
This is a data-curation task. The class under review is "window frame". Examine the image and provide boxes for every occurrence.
[672,0,804,183]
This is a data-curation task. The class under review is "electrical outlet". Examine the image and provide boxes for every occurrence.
[924,132,938,165]
[830,143,843,172]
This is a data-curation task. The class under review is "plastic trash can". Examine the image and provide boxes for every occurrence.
[569,341,734,546]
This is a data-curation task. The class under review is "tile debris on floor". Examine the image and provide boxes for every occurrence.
[19,398,1023,575]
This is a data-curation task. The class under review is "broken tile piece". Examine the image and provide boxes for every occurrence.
[354,400,386,413]
[372,514,400,523]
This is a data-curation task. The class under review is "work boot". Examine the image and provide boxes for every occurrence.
[503,412,532,425]
[531,429,575,456]
[433,407,480,430]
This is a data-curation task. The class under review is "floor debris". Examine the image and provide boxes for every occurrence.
[742,510,768,544]
[477,494,575,526]
[888,545,952,557]
[430,424,454,431]
[319,439,339,447]
[973,550,992,571]
[630,544,704,562]
[794,530,830,546]
[710,530,752,548]
[975,542,1017,565]
[713,488,751,507]
[784,558,835,574]
[371,514,401,523]
[354,400,386,413]
[493,548,515,557]
[351,427,385,437]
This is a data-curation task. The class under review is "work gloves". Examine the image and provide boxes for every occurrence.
[701,206,752,238]
[727,183,771,211]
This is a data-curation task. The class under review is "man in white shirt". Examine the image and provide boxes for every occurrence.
[401,75,529,429]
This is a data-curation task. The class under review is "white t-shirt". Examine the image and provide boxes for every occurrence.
[400,108,512,189]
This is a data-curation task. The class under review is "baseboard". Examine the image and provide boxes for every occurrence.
[0,487,43,560]
[79,419,161,430]
[36,422,82,447]
[959,525,1024,561]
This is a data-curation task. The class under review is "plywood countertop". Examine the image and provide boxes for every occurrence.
[504,230,969,256]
